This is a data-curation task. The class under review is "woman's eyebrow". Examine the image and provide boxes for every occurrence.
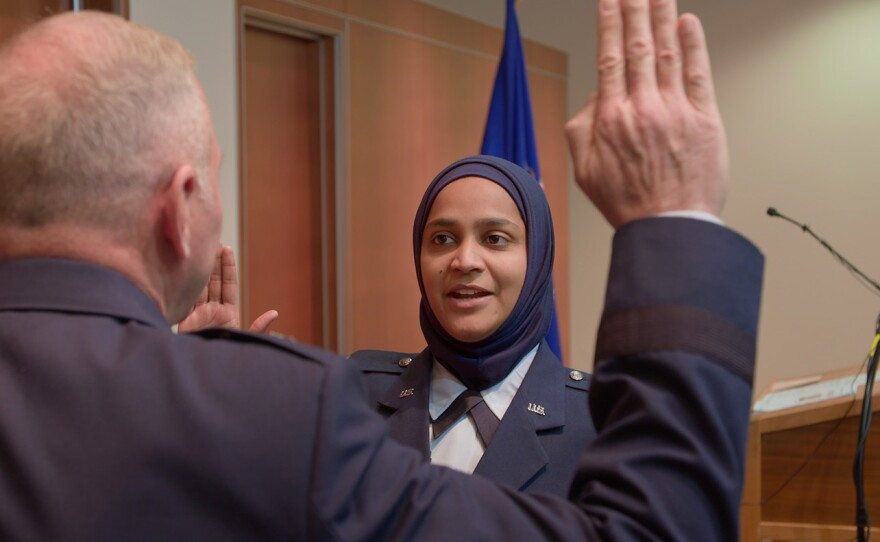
[425,217,521,229]
[424,218,458,229]
[476,218,521,230]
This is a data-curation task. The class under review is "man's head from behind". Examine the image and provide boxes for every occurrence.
[0,11,222,322]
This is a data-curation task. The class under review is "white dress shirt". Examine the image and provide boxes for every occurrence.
[655,210,723,224]
[428,344,540,474]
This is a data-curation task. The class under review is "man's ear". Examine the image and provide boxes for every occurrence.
[162,164,198,260]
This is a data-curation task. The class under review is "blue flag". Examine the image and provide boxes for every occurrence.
[481,0,563,361]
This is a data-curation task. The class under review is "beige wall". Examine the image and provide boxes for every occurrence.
[132,0,880,395]
[679,0,880,394]
[130,0,240,259]
[560,0,880,396]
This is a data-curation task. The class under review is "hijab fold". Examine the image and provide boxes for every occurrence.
[413,155,555,391]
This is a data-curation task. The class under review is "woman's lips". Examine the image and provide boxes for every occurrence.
[449,288,489,299]
[446,286,491,309]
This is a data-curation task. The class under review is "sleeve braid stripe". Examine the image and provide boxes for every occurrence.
[596,304,755,383]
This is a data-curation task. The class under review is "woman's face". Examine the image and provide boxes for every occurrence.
[420,176,527,343]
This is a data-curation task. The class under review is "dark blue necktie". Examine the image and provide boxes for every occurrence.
[431,389,500,447]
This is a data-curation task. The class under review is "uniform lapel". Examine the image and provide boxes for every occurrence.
[375,349,432,459]
[474,343,566,491]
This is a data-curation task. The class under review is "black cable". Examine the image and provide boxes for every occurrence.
[855,325,880,542]
[761,354,868,505]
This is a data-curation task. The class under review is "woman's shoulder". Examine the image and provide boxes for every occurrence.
[348,349,429,405]
[348,349,421,376]
[533,345,591,393]
[562,367,591,393]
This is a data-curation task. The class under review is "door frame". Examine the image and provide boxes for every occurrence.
[237,3,347,352]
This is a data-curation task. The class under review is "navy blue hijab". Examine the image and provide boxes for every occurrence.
[413,155,555,391]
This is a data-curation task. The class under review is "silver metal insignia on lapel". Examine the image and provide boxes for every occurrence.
[527,403,546,416]
[569,370,584,381]
[400,388,415,398]
[398,357,413,367]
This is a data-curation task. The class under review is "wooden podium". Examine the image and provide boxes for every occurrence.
[741,366,880,541]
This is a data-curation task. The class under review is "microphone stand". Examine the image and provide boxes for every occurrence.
[767,207,879,540]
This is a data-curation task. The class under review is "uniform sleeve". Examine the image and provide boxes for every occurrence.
[569,218,763,540]
[307,217,763,542]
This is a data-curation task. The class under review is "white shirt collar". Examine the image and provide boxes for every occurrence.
[429,344,540,422]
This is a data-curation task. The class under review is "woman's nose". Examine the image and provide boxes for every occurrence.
[450,238,484,273]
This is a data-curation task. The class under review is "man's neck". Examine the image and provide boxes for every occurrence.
[0,223,170,320]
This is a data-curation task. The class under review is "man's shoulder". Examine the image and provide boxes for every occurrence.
[188,327,343,367]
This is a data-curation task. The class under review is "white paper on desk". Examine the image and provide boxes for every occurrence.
[753,373,878,413]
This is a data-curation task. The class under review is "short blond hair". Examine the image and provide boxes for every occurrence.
[0,11,211,233]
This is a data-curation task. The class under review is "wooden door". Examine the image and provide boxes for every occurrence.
[240,18,337,349]
[1,1,68,43]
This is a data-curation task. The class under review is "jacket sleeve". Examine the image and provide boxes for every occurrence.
[569,218,763,540]
[308,217,763,542]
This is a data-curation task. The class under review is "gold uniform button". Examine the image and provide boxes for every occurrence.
[398,357,413,368]
[569,370,584,381]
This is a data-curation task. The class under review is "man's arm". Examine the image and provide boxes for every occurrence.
[570,217,762,540]
[560,2,762,535]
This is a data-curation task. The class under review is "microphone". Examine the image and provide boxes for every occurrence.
[766,206,880,294]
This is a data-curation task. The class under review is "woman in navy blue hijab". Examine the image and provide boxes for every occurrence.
[351,155,595,496]
[414,155,555,390]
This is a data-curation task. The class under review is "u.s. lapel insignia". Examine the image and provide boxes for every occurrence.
[527,403,546,416]
[399,388,415,398]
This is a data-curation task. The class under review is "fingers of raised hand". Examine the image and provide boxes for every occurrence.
[651,0,683,95]
[599,0,664,103]
[582,0,726,227]
[597,0,626,103]
[248,310,279,334]
[622,0,657,95]
[678,13,716,111]
[602,0,702,103]
[206,244,223,302]
[219,246,239,306]
[194,283,209,307]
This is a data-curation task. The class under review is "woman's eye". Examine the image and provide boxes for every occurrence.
[432,234,454,245]
[485,234,509,245]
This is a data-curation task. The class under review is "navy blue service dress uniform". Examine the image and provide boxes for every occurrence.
[352,342,596,495]
[0,218,763,541]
